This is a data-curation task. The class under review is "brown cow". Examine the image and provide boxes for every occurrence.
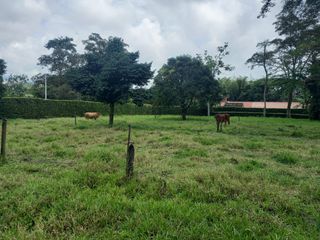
[84,112,101,120]
[215,113,230,132]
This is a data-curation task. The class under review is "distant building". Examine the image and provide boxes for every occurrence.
[220,98,303,109]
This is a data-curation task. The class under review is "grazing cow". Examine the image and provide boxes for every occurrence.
[84,112,101,120]
[215,113,230,132]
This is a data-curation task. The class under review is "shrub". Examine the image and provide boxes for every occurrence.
[0,98,152,119]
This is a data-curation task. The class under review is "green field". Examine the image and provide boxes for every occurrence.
[0,115,319,239]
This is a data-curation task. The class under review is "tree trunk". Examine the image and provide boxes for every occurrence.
[109,103,115,127]
[181,107,187,120]
[207,102,210,117]
[287,89,293,118]
[263,77,268,117]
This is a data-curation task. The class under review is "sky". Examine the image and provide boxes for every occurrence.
[0,0,279,81]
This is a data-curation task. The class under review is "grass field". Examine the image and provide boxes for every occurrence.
[0,115,319,239]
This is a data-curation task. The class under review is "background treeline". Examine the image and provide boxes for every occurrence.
[0,0,319,122]
[0,97,308,119]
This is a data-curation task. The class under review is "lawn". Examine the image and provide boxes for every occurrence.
[0,115,319,239]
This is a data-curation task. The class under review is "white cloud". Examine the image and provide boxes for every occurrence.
[0,0,279,79]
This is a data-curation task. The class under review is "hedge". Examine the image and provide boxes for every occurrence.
[0,98,154,119]
[0,97,310,119]
[151,106,207,116]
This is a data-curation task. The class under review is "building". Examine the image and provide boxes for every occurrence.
[220,98,303,109]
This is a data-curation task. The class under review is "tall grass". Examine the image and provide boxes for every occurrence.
[0,115,319,239]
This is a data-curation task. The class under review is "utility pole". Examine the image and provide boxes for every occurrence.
[44,74,47,100]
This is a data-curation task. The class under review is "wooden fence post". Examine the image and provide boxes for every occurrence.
[1,119,7,160]
[74,113,77,126]
[126,125,135,178]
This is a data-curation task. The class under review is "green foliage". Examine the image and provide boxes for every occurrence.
[31,74,81,100]
[0,98,157,119]
[0,97,309,119]
[306,59,320,120]
[0,58,6,99]
[4,74,29,97]
[0,98,107,119]
[153,55,213,120]
[38,36,81,75]
[268,0,320,117]
[129,88,153,107]
[69,33,153,126]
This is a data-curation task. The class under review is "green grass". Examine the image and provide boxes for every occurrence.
[0,115,320,239]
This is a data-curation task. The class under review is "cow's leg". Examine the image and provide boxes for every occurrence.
[220,122,223,131]
[216,121,219,132]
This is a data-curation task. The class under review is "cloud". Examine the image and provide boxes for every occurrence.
[0,0,279,79]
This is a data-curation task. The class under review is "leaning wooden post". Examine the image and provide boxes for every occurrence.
[1,119,7,160]
[126,125,135,178]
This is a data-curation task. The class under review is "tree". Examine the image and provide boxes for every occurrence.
[306,58,320,119]
[0,59,6,99]
[4,74,29,97]
[258,0,320,117]
[271,0,319,117]
[259,0,320,19]
[38,37,81,76]
[153,55,213,120]
[246,40,274,117]
[31,74,81,100]
[196,43,233,115]
[69,34,153,126]
[219,77,249,101]
[258,0,275,18]
[129,88,153,107]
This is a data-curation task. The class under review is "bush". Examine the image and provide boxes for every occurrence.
[0,98,152,119]
[151,106,207,116]
[0,97,310,119]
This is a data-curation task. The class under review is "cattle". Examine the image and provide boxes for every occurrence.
[84,112,101,120]
[215,113,230,132]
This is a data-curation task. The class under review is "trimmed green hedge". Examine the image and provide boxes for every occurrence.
[212,107,309,118]
[0,98,309,119]
[0,98,154,119]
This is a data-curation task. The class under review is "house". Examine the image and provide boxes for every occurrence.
[220,98,303,109]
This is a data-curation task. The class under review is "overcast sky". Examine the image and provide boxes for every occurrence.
[0,0,279,81]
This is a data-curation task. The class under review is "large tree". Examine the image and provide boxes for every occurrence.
[196,43,233,115]
[153,55,213,120]
[69,34,153,126]
[38,36,81,76]
[0,59,6,99]
[246,40,274,117]
[306,58,320,119]
[259,0,320,117]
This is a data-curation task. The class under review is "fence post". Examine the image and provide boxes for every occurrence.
[126,125,134,178]
[1,119,7,160]
[74,112,77,126]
